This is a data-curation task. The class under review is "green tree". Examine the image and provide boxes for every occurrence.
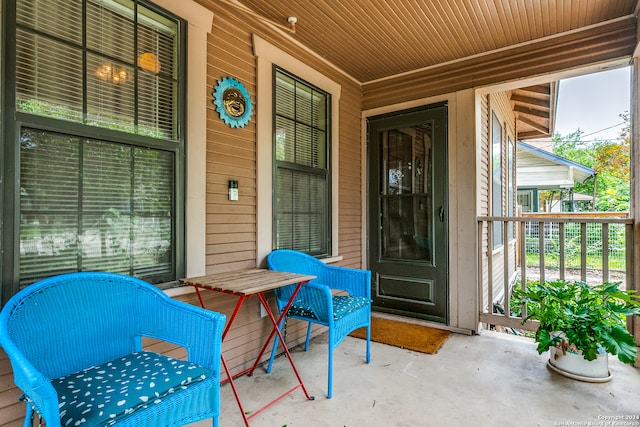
[551,112,630,212]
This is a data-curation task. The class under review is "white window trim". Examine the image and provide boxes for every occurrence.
[253,34,341,267]
[152,0,213,278]
[490,109,504,249]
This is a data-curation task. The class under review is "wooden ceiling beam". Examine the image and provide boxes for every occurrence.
[517,85,551,95]
[518,115,550,134]
[511,94,551,109]
[514,104,549,118]
[518,130,547,140]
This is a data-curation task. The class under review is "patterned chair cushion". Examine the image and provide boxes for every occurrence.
[289,296,370,321]
[332,296,371,319]
[288,304,317,319]
[51,351,211,427]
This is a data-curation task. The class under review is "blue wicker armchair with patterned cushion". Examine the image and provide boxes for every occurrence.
[266,249,371,398]
[0,272,226,427]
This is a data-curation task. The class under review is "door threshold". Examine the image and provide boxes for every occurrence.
[371,311,473,335]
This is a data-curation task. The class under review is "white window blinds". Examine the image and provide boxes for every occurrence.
[274,68,330,256]
[16,0,179,139]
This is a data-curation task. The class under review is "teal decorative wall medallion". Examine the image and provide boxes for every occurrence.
[213,77,253,128]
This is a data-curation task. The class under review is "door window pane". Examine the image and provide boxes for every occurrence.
[380,126,433,262]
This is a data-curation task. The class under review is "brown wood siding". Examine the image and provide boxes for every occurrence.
[206,5,258,274]
[0,4,364,423]
[201,1,364,272]
[337,79,365,268]
[362,18,635,110]
[194,0,364,376]
[0,351,23,427]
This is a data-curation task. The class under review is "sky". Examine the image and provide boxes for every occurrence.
[554,67,630,141]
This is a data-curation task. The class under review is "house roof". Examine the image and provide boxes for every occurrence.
[233,0,635,84]
[516,141,596,190]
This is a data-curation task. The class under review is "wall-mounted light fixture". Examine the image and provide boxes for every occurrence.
[228,180,238,201]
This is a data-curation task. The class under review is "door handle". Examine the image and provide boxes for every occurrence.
[439,206,445,222]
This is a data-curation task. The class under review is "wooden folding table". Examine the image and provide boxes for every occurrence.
[180,268,316,426]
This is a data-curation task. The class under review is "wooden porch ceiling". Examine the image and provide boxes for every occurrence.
[233,0,636,140]
[234,0,637,83]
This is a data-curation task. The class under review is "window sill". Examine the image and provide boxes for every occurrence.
[164,286,196,298]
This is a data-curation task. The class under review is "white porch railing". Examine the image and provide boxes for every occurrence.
[477,213,634,332]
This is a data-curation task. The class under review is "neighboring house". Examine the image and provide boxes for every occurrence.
[1,1,639,424]
[517,141,596,213]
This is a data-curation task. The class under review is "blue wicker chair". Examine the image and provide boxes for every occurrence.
[0,272,226,427]
[266,249,371,398]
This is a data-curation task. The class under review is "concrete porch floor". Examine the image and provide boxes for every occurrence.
[192,327,640,427]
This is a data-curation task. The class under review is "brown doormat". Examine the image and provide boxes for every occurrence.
[350,316,450,354]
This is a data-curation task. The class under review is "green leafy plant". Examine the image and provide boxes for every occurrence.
[512,280,640,364]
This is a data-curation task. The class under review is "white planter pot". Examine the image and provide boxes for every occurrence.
[548,344,611,383]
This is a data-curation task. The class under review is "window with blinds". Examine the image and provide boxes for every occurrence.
[491,111,503,248]
[507,137,515,240]
[20,129,175,285]
[5,0,184,289]
[273,68,330,256]
[15,0,178,139]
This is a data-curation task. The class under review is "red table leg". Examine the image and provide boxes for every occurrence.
[221,354,250,426]
[190,280,314,426]
[247,280,309,376]
[193,287,253,426]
